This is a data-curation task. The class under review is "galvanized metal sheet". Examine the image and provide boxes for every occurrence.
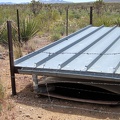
[15,25,120,81]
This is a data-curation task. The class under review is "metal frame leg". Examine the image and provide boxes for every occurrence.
[32,74,39,92]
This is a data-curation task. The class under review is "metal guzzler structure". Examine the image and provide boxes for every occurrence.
[7,10,120,105]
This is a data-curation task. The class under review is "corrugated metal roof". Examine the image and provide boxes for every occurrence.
[15,25,120,81]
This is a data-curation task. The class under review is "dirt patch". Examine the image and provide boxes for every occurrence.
[0,36,120,120]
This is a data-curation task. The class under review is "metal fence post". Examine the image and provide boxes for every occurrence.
[66,7,68,36]
[17,9,21,43]
[7,21,16,95]
[90,6,93,25]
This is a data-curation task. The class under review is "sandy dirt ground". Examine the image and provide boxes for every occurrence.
[0,36,120,120]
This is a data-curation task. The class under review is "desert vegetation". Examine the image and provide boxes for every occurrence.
[0,0,120,115]
[0,1,120,46]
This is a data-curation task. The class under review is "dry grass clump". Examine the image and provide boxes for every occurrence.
[0,45,5,53]
[13,43,22,59]
[0,79,4,114]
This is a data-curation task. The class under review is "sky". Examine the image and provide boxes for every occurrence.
[0,0,96,3]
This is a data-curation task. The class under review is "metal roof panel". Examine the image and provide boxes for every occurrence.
[15,25,120,81]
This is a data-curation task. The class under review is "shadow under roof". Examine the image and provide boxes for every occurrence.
[14,25,120,82]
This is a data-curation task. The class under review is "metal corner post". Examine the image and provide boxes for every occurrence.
[90,6,93,25]
[7,21,16,95]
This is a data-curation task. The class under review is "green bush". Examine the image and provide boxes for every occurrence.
[94,15,114,26]
[0,21,18,45]
[114,17,120,26]
[50,33,61,42]
[0,24,8,44]
[20,18,39,42]
[52,24,65,36]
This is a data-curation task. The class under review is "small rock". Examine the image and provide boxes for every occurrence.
[25,114,30,117]
[38,116,42,118]
[30,108,34,111]
[19,110,22,113]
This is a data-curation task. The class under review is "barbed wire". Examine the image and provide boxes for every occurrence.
[42,51,120,55]
[1,47,120,56]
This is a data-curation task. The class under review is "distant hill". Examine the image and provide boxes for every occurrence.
[0,2,29,5]
[104,0,120,2]
[0,2,13,5]
[0,0,72,5]
[40,0,73,4]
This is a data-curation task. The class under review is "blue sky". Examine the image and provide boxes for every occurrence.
[0,0,96,3]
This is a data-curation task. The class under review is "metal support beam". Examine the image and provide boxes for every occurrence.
[90,6,93,25]
[7,21,16,95]
[32,74,39,92]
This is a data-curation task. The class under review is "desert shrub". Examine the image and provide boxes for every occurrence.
[0,21,18,45]
[51,9,61,21]
[69,9,81,20]
[0,23,8,44]
[50,33,61,42]
[14,42,22,59]
[51,22,65,36]
[30,0,42,16]
[20,18,39,42]
[94,15,114,26]
[0,83,4,100]
[0,81,4,113]
[114,17,120,26]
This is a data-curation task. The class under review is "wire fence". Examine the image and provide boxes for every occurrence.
[41,51,120,55]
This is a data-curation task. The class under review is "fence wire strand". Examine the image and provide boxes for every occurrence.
[42,51,120,56]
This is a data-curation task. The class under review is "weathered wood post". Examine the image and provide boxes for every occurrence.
[7,21,16,95]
